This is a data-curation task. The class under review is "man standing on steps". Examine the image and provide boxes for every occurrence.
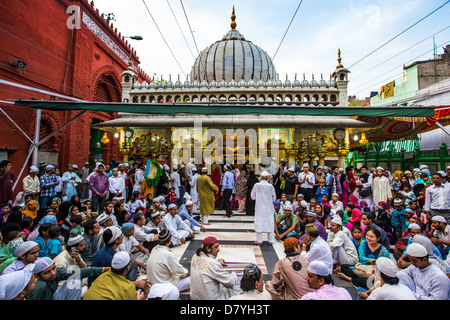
[251,171,277,245]
[196,167,219,225]
[221,164,235,218]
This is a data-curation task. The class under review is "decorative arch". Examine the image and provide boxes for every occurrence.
[92,67,122,102]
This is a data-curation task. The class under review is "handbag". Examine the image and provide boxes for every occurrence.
[353,263,374,277]
[359,186,372,197]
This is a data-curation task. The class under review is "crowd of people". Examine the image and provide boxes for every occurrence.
[0,157,449,300]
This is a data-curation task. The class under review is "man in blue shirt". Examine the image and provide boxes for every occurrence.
[221,164,235,218]
[178,200,206,233]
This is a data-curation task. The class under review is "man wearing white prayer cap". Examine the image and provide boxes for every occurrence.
[27,256,107,300]
[327,215,359,267]
[148,283,180,300]
[301,261,352,300]
[298,162,315,202]
[429,215,450,259]
[23,165,41,201]
[54,235,87,271]
[85,251,148,300]
[372,165,392,208]
[364,257,417,300]
[0,264,36,300]
[162,203,194,246]
[2,241,39,275]
[397,243,450,300]
[251,168,277,245]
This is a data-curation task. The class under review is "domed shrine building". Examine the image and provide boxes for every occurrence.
[94,7,372,170]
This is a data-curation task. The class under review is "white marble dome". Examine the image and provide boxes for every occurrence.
[190,10,276,84]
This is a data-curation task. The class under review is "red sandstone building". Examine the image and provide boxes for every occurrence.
[0,0,150,193]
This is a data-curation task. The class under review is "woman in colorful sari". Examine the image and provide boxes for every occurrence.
[234,171,248,213]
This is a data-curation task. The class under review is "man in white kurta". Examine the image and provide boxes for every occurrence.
[327,216,358,266]
[190,237,240,300]
[372,167,392,206]
[62,164,82,201]
[169,168,181,200]
[133,166,145,193]
[147,229,190,292]
[251,171,277,245]
[301,223,334,275]
[162,204,194,246]
[189,168,200,213]
[397,243,450,300]
[355,165,373,209]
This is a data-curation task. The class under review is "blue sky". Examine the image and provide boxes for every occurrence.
[93,0,450,99]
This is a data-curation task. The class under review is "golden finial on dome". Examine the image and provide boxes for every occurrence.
[337,48,343,68]
[230,6,237,30]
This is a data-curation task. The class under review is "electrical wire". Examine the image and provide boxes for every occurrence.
[351,25,450,81]
[141,0,186,76]
[351,39,450,96]
[348,0,450,69]
[166,0,196,60]
[272,0,304,61]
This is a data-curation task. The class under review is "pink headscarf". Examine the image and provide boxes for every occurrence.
[349,195,360,208]
[351,208,363,223]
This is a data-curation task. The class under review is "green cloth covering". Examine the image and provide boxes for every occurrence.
[14,100,436,117]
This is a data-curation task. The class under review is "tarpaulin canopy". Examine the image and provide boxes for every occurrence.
[13,100,437,117]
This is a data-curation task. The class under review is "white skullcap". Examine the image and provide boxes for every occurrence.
[307,261,330,277]
[283,204,293,211]
[183,192,191,200]
[300,200,308,208]
[105,226,122,244]
[0,264,35,300]
[67,235,84,247]
[303,163,310,168]
[45,165,54,171]
[447,165,450,170]
[150,211,161,218]
[419,165,428,169]
[192,167,197,171]
[437,171,446,178]
[393,198,403,206]
[431,216,447,224]
[375,257,397,278]
[408,223,421,230]
[15,241,38,257]
[168,203,177,210]
[406,243,428,257]
[331,215,343,226]
[412,235,434,255]
[331,193,339,198]
[33,257,55,274]
[376,166,384,171]
[29,166,39,173]
[185,200,193,206]
[96,213,111,225]
[112,197,120,201]
[288,166,295,172]
[404,170,411,174]
[111,251,131,269]
[201,167,208,172]
[148,283,180,300]
[413,168,420,172]
[339,168,344,172]
[261,171,270,177]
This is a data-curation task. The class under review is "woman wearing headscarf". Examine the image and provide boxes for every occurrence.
[0,237,24,274]
[210,167,221,209]
[234,170,248,213]
[245,171,258,216]
[349,195,360,209]
[346,167,357,194]
[23,200,39,220]
[339,173,350,209]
